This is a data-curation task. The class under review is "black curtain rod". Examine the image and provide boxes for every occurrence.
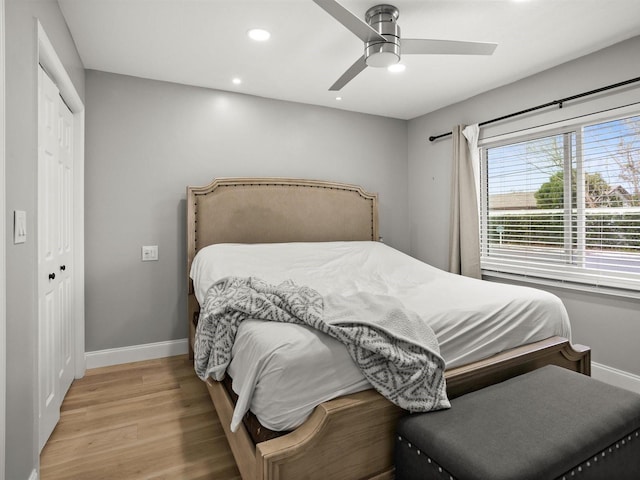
[428,75,640,142]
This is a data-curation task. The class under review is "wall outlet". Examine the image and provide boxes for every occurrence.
[141,245,158,261]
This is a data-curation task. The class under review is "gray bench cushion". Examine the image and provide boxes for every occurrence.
[396,365,640,480]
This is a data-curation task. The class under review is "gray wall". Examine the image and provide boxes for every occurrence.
[84,70,409,352]
[408,35,640,376]
[5,0,85,478]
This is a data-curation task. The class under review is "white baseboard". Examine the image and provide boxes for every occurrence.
[83,342,640,393]
[591,362,640,395]
[85,338,189,370]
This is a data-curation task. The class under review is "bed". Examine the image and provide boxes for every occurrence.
[186,177,590,480]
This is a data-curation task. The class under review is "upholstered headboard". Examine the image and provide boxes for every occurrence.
[186,177,379,354]
[187,177,378,266]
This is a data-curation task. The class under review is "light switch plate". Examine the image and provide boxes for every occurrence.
[14,210,27,244]
[142,245,158,261]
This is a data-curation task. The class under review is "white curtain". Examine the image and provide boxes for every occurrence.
[448,124,481,279]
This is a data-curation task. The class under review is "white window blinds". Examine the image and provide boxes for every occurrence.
[480,113,640,292]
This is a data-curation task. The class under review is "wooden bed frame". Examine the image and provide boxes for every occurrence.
[186,177,591,480]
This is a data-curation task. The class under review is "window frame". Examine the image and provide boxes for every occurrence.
[478,105,640,295]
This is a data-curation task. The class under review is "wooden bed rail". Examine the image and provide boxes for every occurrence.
[445,336,591,399]
[205,337,590,480]
[256,390,402,480]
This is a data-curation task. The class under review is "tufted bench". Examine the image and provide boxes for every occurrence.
[395,365,640,480]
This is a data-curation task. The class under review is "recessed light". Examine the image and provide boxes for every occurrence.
[248,28,271,41]
[336,96,342,101]
[232,77,242,85]
[387,63,406,73]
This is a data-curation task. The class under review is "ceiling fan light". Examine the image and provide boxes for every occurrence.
[247,28,271,41]
[366,50,400,68]
[365,35,401,68]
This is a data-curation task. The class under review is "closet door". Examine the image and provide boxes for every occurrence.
[57,86,74,403]
[37,65,75,451]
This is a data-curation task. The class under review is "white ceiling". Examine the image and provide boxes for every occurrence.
[58,0,640,120]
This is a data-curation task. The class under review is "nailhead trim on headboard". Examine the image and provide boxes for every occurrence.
[189,178,378,255]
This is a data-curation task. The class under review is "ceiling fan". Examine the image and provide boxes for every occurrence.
[312,0,498,90]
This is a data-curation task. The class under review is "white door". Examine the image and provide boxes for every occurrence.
[57,81,75,400]
[37,65,75,451]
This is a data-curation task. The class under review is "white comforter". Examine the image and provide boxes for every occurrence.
[190,241,571,431]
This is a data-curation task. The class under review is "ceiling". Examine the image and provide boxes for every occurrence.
[58,0,640,120]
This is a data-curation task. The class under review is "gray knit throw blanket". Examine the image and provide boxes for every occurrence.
[194,276,450,413]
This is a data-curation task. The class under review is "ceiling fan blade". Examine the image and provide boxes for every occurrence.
[403,39,497,55]
[313,0,385,43]
[329,55,368,91]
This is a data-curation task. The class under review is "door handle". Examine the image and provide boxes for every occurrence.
[48,273,56,280]
[60,265,66,271]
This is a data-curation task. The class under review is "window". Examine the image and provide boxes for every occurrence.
[480,113,640,292]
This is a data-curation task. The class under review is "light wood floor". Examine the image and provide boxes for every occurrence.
[40,355,242,480]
